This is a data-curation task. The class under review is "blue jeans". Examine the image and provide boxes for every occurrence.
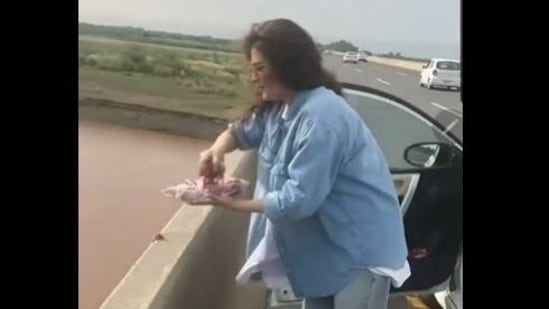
[302,270,390,309]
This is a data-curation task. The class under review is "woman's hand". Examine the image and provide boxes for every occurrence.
[184,194,233,207]
[185,194,263,213]
[198,129,238,178]
[199,147,225,178]
[199,195,264,213]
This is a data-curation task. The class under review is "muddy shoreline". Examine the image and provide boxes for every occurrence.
[79,98,230,140]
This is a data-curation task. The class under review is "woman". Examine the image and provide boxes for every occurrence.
[197,19,410,309]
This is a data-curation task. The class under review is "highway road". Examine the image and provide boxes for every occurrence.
[323,54,462,141]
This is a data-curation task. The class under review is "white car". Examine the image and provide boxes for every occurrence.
[342,51,359,63]
[420,58,461,90]
[358,52,369,63]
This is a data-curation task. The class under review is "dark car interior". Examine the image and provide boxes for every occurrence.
[391,152,462,292]
[342,84,463,294]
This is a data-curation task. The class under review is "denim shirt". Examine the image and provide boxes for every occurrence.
[229,86,408,298]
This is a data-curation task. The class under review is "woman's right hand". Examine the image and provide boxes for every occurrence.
[199,147,225,178]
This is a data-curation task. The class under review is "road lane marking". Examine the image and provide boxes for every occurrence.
[397,72,407,76]
[376,78,391,86]
[355,68,363,73]
[444,119,459,133]
[430,102,463,117]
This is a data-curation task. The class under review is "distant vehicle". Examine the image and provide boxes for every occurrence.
[358,52,368,63]
[420,58,461,91]
[342,51,359,64]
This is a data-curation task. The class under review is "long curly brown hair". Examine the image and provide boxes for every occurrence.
[241,18,343,120]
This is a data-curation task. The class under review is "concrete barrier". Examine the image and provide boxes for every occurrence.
[149,151,266,309]
[367,56,426,72]
[96,150,267,309]
[80,99,267,309]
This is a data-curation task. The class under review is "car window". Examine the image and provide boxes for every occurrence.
[436,61,460,70]
[344,90,450,170]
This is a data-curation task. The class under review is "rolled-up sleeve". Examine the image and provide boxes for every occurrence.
[228,111,266,150]
[262,120,343,225]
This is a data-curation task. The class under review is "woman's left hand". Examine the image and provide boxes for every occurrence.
[207,194,235,208]
[185,194,234,208]
[187,196,263,213]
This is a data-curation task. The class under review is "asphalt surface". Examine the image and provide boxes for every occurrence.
[323,55,462,142]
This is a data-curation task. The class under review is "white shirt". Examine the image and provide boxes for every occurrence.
[236,218,411,289]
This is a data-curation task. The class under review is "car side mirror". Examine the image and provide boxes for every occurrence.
[404,142,455,169]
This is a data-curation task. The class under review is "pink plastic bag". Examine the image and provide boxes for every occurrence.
[161,177,249,205]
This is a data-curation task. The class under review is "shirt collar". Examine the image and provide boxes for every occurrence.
[282,86,323,121]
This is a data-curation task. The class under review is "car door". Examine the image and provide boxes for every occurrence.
[444,248,462,309]
[420,60,432,83]
[343,85,462,294]
[266,85,463,308]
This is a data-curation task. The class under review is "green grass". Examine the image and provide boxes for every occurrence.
[79,37,241,60]
[79,67,251,118]
[78,38,252,119]
[78,22,240,54]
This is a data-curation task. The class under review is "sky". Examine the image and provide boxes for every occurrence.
[79,0,460,59]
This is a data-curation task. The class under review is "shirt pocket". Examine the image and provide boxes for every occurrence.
[259,124,282,165]
[259,140,276,165]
